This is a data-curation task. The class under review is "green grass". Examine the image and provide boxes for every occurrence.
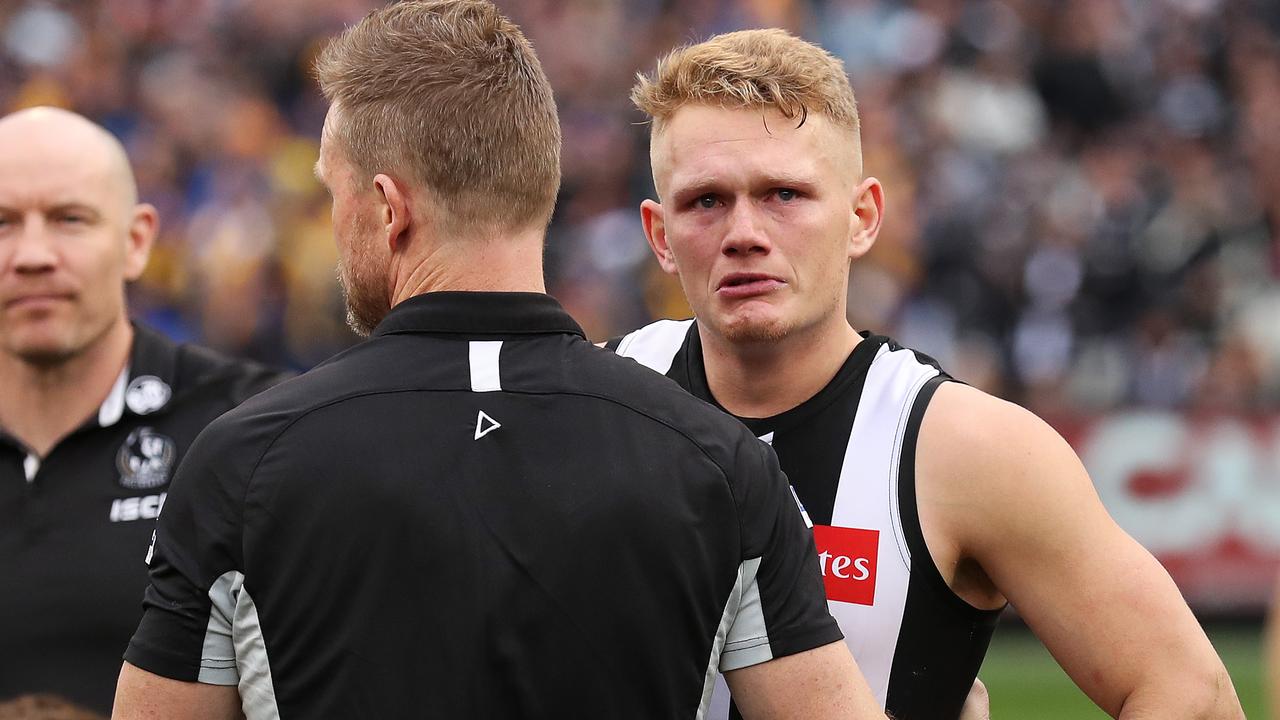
[980,624,1266,719]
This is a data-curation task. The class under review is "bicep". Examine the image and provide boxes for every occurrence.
[113,661,242,720]
[923,385,1221,714]
[725,641,881,720]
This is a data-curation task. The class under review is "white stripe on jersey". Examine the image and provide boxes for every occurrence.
[828,344,938,705]
[468,341,503,392]
[614,319,693,375]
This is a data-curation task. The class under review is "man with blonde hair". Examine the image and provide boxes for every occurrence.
[612,28,1244,719]
[113,4,884,718]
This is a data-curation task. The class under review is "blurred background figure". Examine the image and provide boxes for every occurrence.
[0,0,1276,716]
[0,695,104,720]
[0,107,285,713]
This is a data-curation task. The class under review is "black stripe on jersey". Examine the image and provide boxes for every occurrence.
[670,322,707,401]
[885,375,1002,719]
[675,328,886,527]
[732,338,884,526]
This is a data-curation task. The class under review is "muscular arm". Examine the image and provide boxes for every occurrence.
[917,382,1242,719]
[725,640,883,719]
[112,662,242,720]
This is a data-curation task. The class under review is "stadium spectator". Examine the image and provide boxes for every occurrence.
[112,3,881,717]
[1,1,1276,416]
[0,107,284,713]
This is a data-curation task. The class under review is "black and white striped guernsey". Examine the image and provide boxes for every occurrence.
[609,319,1003,720]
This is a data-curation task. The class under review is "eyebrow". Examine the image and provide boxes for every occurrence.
[671,172,817,197]
[0,201,103,216]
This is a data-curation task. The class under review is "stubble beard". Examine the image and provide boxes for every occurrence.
[2,306,113,369]
[711,280,844,348]
[718,314,791,345]
[337,247,391,338]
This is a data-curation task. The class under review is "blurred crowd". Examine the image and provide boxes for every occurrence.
[3,0,1279,414]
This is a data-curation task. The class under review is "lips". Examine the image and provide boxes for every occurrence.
[716,273,785,298]
[3,292,74,311]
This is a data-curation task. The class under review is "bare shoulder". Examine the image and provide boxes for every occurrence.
[915,382,1101,568]
[916,388,1243,719]
[919,381,1076,478]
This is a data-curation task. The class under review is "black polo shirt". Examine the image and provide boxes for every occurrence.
[125,292,840,719]
[0,324,285,713]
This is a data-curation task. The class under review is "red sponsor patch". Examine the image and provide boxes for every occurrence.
[812,525,878,606]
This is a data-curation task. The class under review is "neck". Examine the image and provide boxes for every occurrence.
[699,315,860,419]
[0,318,134,457]
[390,227,547,303]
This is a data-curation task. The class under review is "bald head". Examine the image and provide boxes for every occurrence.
[0,107,139,211]
[0,106,158,367]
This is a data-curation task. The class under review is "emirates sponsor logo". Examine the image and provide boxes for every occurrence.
[813,525,878,606]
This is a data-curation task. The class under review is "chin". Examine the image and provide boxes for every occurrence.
[716,315,792,345]
[337,261,391,338]
[6,337,78,367]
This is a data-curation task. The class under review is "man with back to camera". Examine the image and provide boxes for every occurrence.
[0,107,285,714]
[112,3,885,718]
[611,29,1245,719]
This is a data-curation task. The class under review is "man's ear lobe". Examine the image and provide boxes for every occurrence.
[849,177,884,261]
[373,173,411,252]
[122,204,159,282]
[640,199,678,275]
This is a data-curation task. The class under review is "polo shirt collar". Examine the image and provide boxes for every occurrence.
[371,292,586,339]
[97,323,182,428]
[0,323,183,455]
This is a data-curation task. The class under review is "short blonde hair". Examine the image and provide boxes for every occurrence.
[315,0,560,234]
[632,29,859,136]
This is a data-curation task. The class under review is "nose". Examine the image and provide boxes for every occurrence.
[720,201,771,257]
[9,216,57,274]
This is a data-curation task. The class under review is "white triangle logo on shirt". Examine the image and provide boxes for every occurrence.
[474,410,501,440]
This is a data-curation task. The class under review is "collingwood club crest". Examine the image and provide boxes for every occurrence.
[117,427,176,490]
[126,375,171,415]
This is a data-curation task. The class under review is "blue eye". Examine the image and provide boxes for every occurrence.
[697,194,718,209]
[776,188,798,201]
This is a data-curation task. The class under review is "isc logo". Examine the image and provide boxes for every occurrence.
[812,525,878,606]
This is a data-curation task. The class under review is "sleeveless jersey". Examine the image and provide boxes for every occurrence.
[608,320,1003,720]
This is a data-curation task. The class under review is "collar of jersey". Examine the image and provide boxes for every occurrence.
[686,327,888,437]
[371,291,586,339]
[90,322,184,429]
[0,322,184,451]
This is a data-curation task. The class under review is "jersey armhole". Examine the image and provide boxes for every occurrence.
[896,376,1005,618]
